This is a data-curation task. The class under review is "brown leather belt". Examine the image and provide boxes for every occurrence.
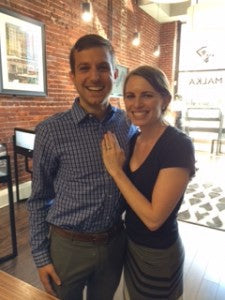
[51,221,124,244]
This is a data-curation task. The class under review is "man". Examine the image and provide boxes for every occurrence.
[27,34,135,300]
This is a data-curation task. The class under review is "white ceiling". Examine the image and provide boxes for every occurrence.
[137,0,225,24]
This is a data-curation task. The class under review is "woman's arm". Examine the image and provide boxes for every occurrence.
[102,131,190,231]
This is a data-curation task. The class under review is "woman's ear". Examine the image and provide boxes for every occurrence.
[162,96,171,112]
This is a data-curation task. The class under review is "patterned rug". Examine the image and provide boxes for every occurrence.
[178,179,225,231]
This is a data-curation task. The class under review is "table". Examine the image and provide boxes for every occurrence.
[0,271,59,300]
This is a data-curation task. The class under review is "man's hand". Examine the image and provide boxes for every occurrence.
[38,263,61,296]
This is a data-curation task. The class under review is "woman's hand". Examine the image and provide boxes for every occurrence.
[101,131,125,177]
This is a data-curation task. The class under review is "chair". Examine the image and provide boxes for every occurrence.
[211,130,225,154]
[184,108,223,155]
[0,146,17,263]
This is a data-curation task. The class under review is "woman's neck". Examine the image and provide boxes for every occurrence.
[138,120,168,143]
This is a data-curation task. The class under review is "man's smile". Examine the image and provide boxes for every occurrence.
[86,86,104,91]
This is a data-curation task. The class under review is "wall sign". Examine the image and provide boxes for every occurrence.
[179,24,225,71]
[178,70,225,107]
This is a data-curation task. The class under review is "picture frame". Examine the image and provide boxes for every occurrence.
[0,8,47,96]
[111,64,128,97]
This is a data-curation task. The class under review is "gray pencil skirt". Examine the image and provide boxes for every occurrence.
[124,237,185,300]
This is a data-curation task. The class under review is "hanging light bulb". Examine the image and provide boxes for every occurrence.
[132,32,140,46]
[81,2,92,22]
[153,45,160,57]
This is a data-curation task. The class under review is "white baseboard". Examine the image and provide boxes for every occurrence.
[0,181,31,208]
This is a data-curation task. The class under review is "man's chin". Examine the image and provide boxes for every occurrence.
[90,95,110,105]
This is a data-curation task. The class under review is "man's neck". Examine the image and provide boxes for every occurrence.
[77,98,109,121]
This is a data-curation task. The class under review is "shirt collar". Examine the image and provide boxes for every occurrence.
[71,97,116,124]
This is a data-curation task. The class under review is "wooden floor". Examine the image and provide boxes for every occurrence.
[180,221,225,300]
[0,151,225,299]
[0,201,42,290]
[0,202,225,300]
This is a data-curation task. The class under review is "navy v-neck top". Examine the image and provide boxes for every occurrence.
[124,126,195,248]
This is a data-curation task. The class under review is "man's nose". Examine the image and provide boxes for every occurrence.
[89,68,100,81]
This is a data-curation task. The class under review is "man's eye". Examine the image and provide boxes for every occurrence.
[79,66,89,71]
[98,65,110,71]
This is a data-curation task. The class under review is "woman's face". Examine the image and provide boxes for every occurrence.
[124,75,169,128]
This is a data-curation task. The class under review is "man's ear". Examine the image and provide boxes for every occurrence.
[114,68,118,80]
[69,71,75,83]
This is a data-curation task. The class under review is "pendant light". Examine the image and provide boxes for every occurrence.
[81,2,92,22]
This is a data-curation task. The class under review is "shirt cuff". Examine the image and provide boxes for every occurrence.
[32,250,52,268]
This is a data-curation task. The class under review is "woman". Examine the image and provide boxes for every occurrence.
[101,66,195,300]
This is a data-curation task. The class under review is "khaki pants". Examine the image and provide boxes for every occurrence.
[50,229,126,300]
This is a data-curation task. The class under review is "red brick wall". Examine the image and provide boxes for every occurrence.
[0,0,178,184]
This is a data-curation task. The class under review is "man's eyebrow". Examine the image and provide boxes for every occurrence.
[77,62,89,66]
[97,61,110,66]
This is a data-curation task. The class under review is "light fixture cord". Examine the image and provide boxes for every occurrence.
[157,2,159,21]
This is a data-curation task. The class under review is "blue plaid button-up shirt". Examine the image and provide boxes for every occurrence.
[27,98,136,267]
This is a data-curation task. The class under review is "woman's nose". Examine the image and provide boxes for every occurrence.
[133,96,142,107]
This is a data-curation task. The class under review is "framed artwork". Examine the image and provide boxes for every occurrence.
[0,8,47,96]
[111,64,128,97]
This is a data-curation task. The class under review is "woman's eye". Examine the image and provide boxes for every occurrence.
[125,94,134,100]
[143,93,153,99]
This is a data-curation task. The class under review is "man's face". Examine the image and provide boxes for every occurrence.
[71,47,117,113]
